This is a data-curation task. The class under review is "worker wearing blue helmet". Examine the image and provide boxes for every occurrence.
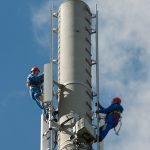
[96,97,124,142]
[26,67,44,110]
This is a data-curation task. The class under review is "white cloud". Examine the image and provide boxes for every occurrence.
[85,0,150,149]
[31,1,50,47]
[31,0,62,47]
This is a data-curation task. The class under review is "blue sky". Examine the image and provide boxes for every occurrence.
[1,0,150,150]
[0,0,49,149]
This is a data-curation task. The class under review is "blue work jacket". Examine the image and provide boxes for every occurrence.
[99,103,124,125]
[27,73,44,87]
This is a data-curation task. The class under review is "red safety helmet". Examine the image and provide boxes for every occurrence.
[112,97,122,104]
[31,67,40,73]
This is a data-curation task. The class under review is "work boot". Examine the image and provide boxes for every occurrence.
[99,136,103,142]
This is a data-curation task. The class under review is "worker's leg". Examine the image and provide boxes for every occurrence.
[33,88,44,109]
[34,91,44,102]
[35,94,45,109]
[35,92,50,120]
[29,88,48,116]
[98,123,113,141]
[34,94,48,119]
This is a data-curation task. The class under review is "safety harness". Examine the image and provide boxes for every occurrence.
[114,116,122,135]
[96,103,123,136]
[109,111,122,135]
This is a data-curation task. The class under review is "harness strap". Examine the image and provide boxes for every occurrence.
[108,110,122,135]
[114,116,122,135]
[109,110,121,116]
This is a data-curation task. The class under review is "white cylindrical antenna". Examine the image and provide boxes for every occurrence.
[58,0,93,149]
[44,63,53,103]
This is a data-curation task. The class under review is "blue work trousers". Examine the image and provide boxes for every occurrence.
[99,114,119,141]
[29,87,44,110]
[99,123,113,140]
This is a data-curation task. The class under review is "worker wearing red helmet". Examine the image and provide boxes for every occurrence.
[26,67,44,110]
[96,97,124,142]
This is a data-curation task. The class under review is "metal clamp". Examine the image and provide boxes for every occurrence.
[63,81,92,91]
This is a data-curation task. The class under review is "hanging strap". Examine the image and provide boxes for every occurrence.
[108,110,122,135]
[109,110,121,116]
[114,116,122,135]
